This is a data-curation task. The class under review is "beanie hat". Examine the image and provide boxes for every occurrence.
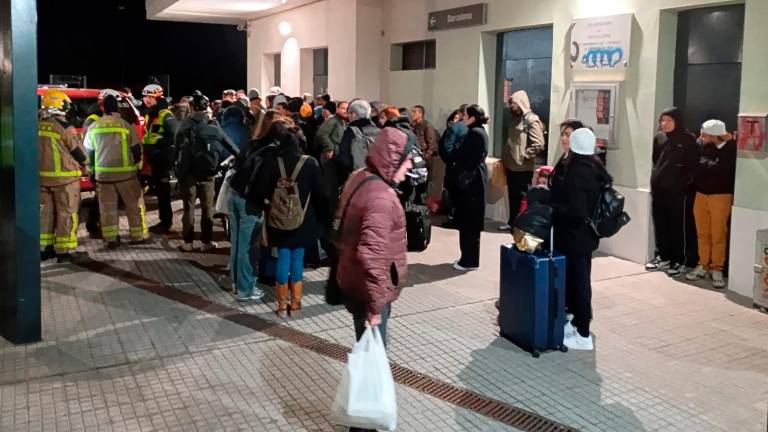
[570,128,596,156]
[287,97,304,114]
[325,101,337,115]
[248,88,261,101]
[300,103,313,118]
[269,86,283,96]
[702,119,727,137]
[273,94,289,107]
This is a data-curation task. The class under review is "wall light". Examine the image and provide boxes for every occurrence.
[278,21,292,37]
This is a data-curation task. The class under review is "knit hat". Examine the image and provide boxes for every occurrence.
[701,119,727,137]
[325,101,337,115]
[248,88,261,101]
[273,94,289,107]
[269,86,283,96]
[300,103,313,118]
[570,128,596,156]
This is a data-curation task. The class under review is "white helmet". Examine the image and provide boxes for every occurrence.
[142,84,164,97]
[99,88,121,100]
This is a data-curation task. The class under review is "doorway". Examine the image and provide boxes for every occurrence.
[493,27,553,159]
[674,5,745,132]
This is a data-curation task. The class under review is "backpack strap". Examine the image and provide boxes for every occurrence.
[289,155,310,181]
[277,157,288,178]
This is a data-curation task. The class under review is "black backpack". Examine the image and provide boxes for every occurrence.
[229,143,276,206]
[589,183,631,238]
[189,121,220,179]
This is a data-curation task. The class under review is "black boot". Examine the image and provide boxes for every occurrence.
[40,246,56,261]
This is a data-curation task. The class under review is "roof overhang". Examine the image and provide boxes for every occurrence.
[146,0,322,25]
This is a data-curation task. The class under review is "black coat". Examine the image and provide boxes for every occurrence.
[550,154,611,256]
[256,134,330,249]
[451,125,488,232]
[651,108,699,194]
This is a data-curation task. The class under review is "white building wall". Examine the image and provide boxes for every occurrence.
[244,0,768,298]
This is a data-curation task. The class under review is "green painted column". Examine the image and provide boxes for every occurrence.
[0,0,41,344]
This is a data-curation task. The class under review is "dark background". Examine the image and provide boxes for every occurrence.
[37,0,247,100]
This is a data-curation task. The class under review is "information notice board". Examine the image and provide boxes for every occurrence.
[569,83,620,150]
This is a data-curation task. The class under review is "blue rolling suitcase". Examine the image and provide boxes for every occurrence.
[499,244,567,357]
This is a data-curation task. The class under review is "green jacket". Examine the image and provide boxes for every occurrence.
[316,115,348,154]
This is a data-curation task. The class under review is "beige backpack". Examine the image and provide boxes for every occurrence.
[268,156,311,230]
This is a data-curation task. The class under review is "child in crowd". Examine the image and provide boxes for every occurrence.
[518,166,553,215]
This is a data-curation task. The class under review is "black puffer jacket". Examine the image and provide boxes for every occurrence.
[550,154,611,255]
[651,107,699,194]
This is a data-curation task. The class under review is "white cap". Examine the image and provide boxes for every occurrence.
[570,128,596,156]
[702,119,727,137]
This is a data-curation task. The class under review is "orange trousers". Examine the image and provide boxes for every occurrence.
[693,192,733,271]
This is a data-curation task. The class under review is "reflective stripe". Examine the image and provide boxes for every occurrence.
[40,232,54,247]
[129,205,149,240]
[38,130,81,178]
[143,109,173,145]
[89,126,136,173]
[54,213,78,251]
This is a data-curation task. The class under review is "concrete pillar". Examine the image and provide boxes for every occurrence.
[0,0,42,344]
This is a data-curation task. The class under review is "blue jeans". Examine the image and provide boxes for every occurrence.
[276,247,305,284]
[353,303,391,349]
[228,191,263,297]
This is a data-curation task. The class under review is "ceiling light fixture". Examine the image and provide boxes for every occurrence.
[278,20,292,36]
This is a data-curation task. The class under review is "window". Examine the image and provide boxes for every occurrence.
[313,48,328,95]
[274,53,281,87]
[390,40,436,71]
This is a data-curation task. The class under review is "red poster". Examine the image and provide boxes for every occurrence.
[737,115,766,152]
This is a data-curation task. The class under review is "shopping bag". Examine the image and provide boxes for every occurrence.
[329,326,397,431]
[490,159,507,189]
[215,169,234,215]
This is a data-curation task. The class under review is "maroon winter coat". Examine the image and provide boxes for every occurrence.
[336,127,409,316]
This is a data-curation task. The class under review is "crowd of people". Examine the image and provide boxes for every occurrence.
[37,81,736,372]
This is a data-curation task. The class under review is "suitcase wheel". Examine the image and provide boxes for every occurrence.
[560,345,569,353]
[531,350,540,358]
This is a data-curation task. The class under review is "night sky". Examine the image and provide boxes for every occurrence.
[37,0,247,100]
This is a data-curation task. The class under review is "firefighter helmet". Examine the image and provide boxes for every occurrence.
[40,89,71,116]
[99,88,121,100]
[142,84,164,98]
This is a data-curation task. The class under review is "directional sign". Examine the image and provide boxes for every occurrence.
[428,3,487,31]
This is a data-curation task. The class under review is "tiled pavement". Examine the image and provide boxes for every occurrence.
[1,195,767,431]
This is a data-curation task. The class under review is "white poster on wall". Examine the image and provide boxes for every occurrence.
[570,83,619,149]
[570,14,632,72]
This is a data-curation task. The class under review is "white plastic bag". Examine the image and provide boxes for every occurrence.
[214,169,234,216]
[329,326,397,431]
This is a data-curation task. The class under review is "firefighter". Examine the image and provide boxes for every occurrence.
[84,95,148,248]
[141,83,177,234]
[83,88,122,239]
[38,89,89,263]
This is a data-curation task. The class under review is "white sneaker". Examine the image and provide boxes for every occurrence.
[250,287,266,300]
[201,242,217,252]
[564,321,577,339]
[685,265,708,281]
[564,333,594,351]
[712,271,726,289]
[666,263,685,277]
[645,257,670,271]
[498,224,512,232]
[452,260,478,272]
[179,242,194,252]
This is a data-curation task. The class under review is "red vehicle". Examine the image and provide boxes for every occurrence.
[37,86,146,191]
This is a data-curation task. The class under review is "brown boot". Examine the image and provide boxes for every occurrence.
[289,281,303,317]
[275,283,289,318]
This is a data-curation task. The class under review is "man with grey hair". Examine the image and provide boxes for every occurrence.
[337,99,381,184]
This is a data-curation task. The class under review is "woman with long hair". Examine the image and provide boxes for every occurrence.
[449,104,489,271]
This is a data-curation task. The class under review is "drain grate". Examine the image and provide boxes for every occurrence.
[80,259,579,432]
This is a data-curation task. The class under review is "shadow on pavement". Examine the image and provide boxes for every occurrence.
[403,263,461,288]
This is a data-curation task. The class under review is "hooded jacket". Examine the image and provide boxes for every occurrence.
[502,90,546,172]
[651,107,699,194]
[550,154,611,255]
[336,127,409,316]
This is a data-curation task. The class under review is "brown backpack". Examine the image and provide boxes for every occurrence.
[268,156,311,230]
